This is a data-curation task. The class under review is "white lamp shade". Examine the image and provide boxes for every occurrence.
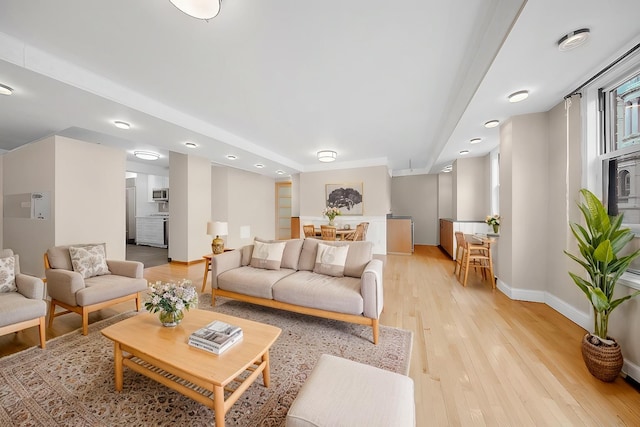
[170,0,221,20]
[207,221,228,236]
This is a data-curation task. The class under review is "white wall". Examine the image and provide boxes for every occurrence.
[438,172,453,220]
[453,156,489,221]
[169,152,211,262]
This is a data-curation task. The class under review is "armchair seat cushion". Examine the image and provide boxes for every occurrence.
[0,292,47,327]
[78,275,148,306]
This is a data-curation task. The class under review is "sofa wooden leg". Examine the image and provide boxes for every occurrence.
[372,319,379,345]
[38,316,46,349]
[135,292,141,311]
[211,291,216,306]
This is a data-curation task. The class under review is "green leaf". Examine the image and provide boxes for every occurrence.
[589,287,610,313]
[593,240,613,264]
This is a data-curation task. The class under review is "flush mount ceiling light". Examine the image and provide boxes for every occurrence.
[169,0,221,20]
[442,165,452,173]
[470,138,482,144]
[254,163,265,169]
[225,154,237,160]
[134,151,160,161]
[508,90,529,103]
[184,141,197,148]
[558,28,590,52]
[0,83,13,96]
[484,120,500,128]
[113,120,131,130]
[459,150,470,155]
[317,150,337,162]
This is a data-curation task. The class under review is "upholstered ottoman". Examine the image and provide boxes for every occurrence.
[286,354,415,427]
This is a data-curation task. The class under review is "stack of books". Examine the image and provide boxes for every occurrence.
[188,320,243,355]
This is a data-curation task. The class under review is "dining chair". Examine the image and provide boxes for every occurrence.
[303,224,316,238]
[344,223,365,241]
[320,225,337,241]
[454,232,466,274]
[458,237,494,288]
[360,222,369,240]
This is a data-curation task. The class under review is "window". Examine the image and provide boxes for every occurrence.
[600,69,640,272]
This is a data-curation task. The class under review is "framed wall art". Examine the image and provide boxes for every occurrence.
[325,183,363,215]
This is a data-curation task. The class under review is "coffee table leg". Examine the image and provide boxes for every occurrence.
[262,351,271,387]
[213,385,225,427]
[114,342,123,392]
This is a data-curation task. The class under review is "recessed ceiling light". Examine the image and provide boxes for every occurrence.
[184,141,197,148]
[459,150,470,155]
[226,154,238,160]
[317,150,337,162]
[275,170,286,175]
[508,90,529,103]
[470,138,482,144]
[484,120,500,128]
[254,163,265,168]
[134,151,160,161]
[170,0,221,20]
[558,28,590,52]
[114,120,131,130]
[0,83,13,96]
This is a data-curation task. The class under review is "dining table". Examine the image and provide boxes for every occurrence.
[314,227,353,240]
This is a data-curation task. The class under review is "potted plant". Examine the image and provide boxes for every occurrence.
[565,188,640,381]
[485,214,501,233]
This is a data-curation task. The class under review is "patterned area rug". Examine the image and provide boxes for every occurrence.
[0,296,412,426]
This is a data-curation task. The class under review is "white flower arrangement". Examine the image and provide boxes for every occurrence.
[145,279,198,314]
[485,214,500,226]
[322,206,342,221]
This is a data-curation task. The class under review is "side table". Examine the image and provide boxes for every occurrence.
[201,250,233,293]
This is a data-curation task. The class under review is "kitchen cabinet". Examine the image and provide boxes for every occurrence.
[440,219,454,258]
[136,217,168,248]
[387,216,414,254]
[147,175,169,202]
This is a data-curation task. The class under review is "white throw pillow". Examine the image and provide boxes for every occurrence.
[250,240,286,270]
[313,243,349,277]
[69,245,111,279]
[0,255,17,293]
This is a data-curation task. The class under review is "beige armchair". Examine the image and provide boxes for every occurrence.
[44,244,148,335]
[0,249,47,348]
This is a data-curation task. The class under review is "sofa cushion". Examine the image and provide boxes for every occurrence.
[69,245,111,279]
[0,255,17,293]
[299,239,373,278]
[314,243,349,277]
[218,266,296,299]
[255,238,304,270]
[250,240,287,270]
[240,245,253,266]
[273,271,364,315]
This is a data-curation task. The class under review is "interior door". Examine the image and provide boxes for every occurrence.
[276,182,292,240]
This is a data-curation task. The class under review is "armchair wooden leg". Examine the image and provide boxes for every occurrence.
[135,292,141,311]
[38,316,46,349]
[211,290,216,306]
[372,319,379,345]
[82,309,89,336]
[48,300,56,330]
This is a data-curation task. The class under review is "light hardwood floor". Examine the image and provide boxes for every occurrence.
[2,245,640,425]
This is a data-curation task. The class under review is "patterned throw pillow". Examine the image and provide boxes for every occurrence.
[69,245,110,279]
[0,256,17,293]
[313,243,349,277]
[250,240,287,270]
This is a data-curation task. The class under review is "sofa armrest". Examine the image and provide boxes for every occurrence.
[210,249,242,289]
[45,269,85,306]
[16,273,46,300]
[107,260,144,278]
[361,259,384,319]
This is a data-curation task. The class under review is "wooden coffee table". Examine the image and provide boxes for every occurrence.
[101,309,281,427]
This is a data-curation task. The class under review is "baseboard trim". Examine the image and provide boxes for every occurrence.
[623,359,640,383]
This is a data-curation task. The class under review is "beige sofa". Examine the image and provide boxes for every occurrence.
[210,238,384,344]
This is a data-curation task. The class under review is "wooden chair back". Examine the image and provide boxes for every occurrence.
[320,225,337,241]
[344,223,365,241]
[360,222,369,240]
[303,224,316,238]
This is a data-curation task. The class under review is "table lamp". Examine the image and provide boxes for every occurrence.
[207,221,228,254]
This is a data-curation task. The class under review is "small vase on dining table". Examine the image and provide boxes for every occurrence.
[492,224,499,234]
[328,218,335,226]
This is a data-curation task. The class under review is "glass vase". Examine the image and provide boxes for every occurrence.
[328,218,335,226]
[159,309,184,327]
[492,224,499,234]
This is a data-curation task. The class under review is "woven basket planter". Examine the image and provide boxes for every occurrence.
[581,333,623,382]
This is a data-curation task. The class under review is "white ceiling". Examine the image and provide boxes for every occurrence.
[0,0,639,177]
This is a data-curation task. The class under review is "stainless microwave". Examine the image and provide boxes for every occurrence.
[152,188,169,202]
